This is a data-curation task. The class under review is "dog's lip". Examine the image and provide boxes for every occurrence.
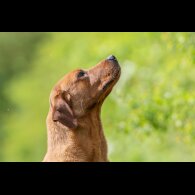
[102,68,121,91]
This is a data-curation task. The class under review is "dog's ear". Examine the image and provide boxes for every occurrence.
[51,91,77,129]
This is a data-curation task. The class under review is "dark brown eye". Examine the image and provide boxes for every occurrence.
[77,71,85,78]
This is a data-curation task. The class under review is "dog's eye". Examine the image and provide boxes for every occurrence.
[77,71,85,78]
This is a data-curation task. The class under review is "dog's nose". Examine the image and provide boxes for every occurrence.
[107,55,117,61]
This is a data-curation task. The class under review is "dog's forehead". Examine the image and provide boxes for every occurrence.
[53,69,80,92]
[61,70,79,84]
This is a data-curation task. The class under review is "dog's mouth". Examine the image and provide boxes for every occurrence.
[102,67,121,91]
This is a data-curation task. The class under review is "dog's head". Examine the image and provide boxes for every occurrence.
[49,55,121,129]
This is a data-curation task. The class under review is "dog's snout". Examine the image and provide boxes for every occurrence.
[107,55,117,61]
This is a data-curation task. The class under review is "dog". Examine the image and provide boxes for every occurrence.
[43,55,121,162]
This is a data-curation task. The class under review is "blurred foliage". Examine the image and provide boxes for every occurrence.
[0,32,195,161]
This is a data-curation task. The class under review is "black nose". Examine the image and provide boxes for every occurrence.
[107,55,117,61]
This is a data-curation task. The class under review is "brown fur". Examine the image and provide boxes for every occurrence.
[43,57,121,162]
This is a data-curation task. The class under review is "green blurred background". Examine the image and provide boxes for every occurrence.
[0,32,195,161]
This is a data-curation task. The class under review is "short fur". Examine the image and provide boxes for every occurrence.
[43,57,121,162]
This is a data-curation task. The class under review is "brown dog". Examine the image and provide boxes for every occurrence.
[43,55,121,162]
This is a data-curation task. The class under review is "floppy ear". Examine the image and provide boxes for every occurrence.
[52,91,77,129]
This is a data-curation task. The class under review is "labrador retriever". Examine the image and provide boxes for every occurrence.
[43,55,121,162]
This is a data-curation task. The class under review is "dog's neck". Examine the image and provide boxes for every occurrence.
[43,107,108,162]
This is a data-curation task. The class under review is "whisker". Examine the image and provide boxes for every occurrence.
[81,99,84,114]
